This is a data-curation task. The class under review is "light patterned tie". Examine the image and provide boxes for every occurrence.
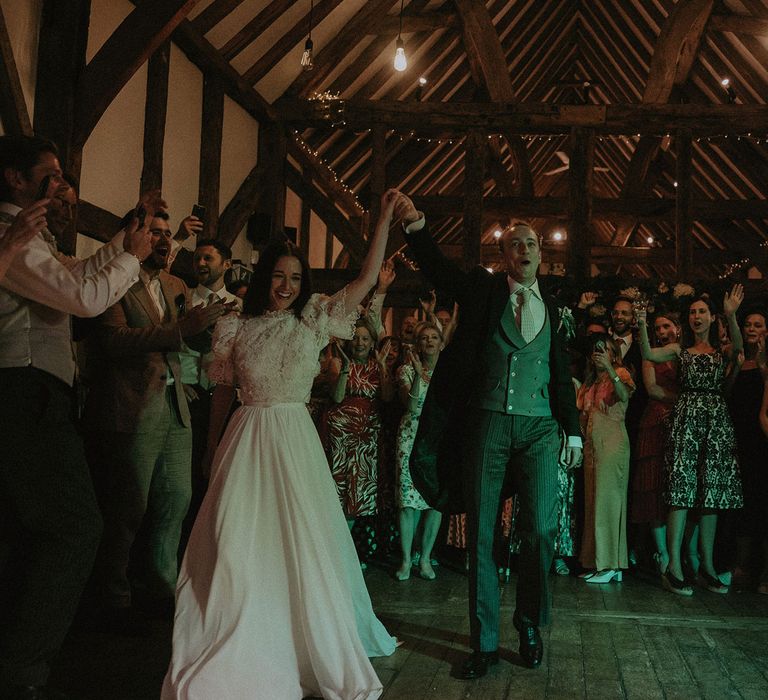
[517,287,536,343]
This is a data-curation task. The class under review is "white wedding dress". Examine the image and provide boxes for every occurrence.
[161,292,396,700]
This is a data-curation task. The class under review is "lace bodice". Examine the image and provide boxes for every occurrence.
[208,291,358,405]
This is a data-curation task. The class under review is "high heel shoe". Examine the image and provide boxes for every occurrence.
[700,571,728,594]
[394,565,411,581]
[661,571,693,596]
[585,569,622,584]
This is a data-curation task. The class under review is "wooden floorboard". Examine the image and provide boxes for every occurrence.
[49,561,768,698]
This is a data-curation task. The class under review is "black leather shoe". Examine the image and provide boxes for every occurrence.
[513,610,543,669]
[0,686,70,700]
[458,651,499,679]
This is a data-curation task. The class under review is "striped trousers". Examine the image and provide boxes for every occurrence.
[464,409,560,652]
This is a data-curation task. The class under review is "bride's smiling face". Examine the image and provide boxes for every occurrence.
[268,255,303,311]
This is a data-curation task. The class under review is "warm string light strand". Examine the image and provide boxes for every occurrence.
[717,240,768,280]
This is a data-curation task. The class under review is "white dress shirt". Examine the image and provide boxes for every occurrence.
[179,285,241,387]
[0,202,140,385]
[612,332,633,359]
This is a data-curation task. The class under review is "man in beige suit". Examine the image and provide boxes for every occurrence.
[83,211,226,629]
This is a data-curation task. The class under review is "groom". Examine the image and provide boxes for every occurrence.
[399,200,581,676]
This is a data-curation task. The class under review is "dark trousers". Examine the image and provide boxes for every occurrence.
[87,388,192,607]
[0,368,102,687]
[464,409,560,652]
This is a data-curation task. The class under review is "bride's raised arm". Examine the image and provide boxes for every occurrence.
[339,189,401,315]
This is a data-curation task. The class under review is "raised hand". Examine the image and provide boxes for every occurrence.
[375,338,392,367]
[178,302,227,338]
[378,257,396,291]
[175,215,204,242]
[334,339,351,371]
[380,189,400,219]
[407,346,424,377]
[592,348,613,372]
[419,290,437,316]
[1,200,49,249]
[393,193,419,224]
[723,283,744,316]
[578,291,598,309]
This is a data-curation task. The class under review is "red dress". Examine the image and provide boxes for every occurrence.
[631,360,678,523]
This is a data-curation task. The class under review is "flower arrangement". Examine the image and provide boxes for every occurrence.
[557,306,576,339]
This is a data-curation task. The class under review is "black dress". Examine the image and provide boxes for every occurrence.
[665,350,743,509]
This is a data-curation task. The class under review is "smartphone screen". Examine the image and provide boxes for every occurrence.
[35,175,51,201]
[135,204,147,226]
[192,204,206,221]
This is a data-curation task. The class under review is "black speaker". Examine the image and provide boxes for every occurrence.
[246,212,272,246]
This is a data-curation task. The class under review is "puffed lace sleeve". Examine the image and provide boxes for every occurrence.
[207,313,241,386]
[301,289,359,346]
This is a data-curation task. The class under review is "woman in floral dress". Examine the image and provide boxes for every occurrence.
[325,320,393,534]
[638,286,744,597]
[394,323,443,580]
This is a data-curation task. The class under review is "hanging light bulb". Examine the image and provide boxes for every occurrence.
[393,0,407,72]
[301,37,314,71]
[300,0,314,71]
[394,37,407,72]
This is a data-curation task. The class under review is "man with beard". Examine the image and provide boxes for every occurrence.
[178,239,240,543]
[83,212,227,631]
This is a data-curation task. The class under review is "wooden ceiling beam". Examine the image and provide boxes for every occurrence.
[216,163,267,247]
[709,14,768,36]
[219,0,295,60]
[241,0,345,83]
[283,0,398,98]
[72,0,197,151]
[276,98,768,133]
[454,0,533,197]
[284,161,366,263]
[192,0,248,35]
[287,133,365,220]
[0,3,32,135]
[373,11,459,34]
[611,0,715,246]
[170,16,277,123]
[411,194,768,221]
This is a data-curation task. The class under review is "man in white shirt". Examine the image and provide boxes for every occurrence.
[401,208,582,677]
[0,134,153,699]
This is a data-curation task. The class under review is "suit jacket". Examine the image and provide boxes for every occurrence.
[613,331,647,439]
[83,270,192,433]
[406,224,581,513]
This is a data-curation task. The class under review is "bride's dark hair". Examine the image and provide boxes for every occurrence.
[242,240,312,318]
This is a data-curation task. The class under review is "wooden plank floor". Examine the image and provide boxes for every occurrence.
[51,563,768,699]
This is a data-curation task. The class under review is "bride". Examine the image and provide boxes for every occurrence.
[162,191,404,700]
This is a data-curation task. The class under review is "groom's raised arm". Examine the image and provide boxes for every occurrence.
[396,198,470,306]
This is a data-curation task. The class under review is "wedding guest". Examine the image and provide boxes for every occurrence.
[631,311,681,574]
[577,335,634,583]
[394,323,443,581]
[638,287,744,596]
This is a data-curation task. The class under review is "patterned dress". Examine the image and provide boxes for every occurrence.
[396,364,432,510]
[665,350,743,509]
[326,357,383,517]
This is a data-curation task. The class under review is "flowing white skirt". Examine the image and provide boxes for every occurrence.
[161,403,396,700]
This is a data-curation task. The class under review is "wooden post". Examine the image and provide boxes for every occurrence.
[299,166,311,259]
[568,127,594,280]
[257,122,287,240]
[140,41,170,195]
[198,72,224,239]
[33,0,91,173]
[675,128,693,279]
[369,125,386,238]
[463,128,486,270]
